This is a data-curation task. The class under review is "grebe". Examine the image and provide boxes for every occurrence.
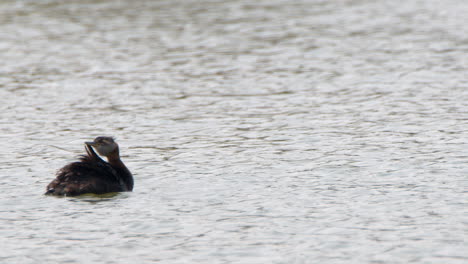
[45,137,133,196]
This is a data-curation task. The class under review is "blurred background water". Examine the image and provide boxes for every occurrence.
[0,0,467,263]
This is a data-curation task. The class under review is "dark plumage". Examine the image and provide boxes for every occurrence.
[45,137,133,196]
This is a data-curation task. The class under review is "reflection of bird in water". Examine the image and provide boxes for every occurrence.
[45,137,133,196]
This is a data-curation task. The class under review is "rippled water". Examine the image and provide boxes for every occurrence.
[0,0,467,263]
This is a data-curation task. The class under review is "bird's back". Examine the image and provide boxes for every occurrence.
[45,155,125,196]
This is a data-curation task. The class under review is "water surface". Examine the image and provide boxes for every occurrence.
[0,0,467,263]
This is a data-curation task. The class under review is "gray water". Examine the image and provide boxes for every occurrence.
[0,0,467,263]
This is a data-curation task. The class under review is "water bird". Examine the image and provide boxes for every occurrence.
[45,137,133,196]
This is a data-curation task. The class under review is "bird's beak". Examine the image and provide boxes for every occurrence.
[85,141,97,146]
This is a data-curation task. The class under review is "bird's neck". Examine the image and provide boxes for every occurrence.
[106,147,133,191]
[106,148,123,167]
